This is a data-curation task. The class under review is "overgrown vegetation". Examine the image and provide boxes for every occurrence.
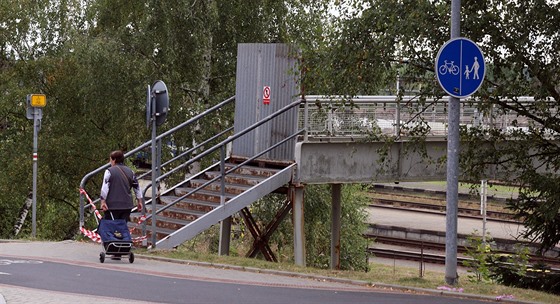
[141,247,560,304]
[178,184,369,271]
[463,231,498,283]
[462,230,560,295]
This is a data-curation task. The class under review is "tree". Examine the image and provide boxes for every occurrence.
[0,0,338,241]
[0,0,93,238]
[304,184,369,271]
[454,0,560,252]
[300,0,560,252]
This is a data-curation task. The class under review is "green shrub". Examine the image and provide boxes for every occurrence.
[462,230,496,283]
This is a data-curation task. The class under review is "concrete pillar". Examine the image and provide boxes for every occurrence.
[292,185,306,266]
[331,183,342,270]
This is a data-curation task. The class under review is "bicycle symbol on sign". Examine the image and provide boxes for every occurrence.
[438,60,459,75]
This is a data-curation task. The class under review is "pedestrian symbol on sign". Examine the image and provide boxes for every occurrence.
[435,37,485,98]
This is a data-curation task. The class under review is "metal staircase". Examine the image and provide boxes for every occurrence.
[141,160,296,249]
[79,96,303,250]
[79,43,302,253]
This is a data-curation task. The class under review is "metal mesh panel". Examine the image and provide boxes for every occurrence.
[300,96,548,137]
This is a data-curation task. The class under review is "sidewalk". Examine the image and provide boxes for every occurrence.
[0,240,377,304]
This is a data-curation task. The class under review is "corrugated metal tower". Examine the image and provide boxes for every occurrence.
[232,43,300,162]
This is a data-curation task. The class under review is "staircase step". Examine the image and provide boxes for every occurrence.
[204,171,267,186]
[206,171,266,187]
[133,210,192,231]
[155,204,206,222]
[189,178,252,195]
[174,187,236,203]
[224,164,281,178]
[132,201,205,223]
[160,195,220,213]
[128,221,175,241]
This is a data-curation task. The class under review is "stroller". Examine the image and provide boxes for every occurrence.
[97,211,135,263]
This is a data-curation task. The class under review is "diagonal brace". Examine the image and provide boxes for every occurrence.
[241,200,292,262]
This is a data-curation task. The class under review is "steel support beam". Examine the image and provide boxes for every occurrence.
[241,200,292,262]
[219,216,232,256]
[331,183,342,270]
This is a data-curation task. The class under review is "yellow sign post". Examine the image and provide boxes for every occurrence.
[26,93,46,238]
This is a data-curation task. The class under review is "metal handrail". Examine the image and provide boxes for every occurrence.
[145,128,304,221]
[78,93,303,246]
[79,96,235,228]
[304,95,540,103]
[300,95,548,138]
[143,98,304,219]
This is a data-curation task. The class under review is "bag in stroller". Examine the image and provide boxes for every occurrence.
[97,216,134,263]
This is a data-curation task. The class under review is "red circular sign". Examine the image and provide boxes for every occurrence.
[263,86,271,104]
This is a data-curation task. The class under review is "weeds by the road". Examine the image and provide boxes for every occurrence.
[140,247,560,304]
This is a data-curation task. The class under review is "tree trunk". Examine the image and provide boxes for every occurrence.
[189,0,216,175]
[13,191,33,236]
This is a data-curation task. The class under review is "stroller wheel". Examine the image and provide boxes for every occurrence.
[129,252,135,264]
[99,252,105,263]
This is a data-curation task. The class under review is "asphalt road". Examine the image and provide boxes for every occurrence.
[0,254,490,304]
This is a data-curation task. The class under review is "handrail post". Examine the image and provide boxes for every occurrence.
[327,103,334,135]
[141,200,147,246]
[220,145,226,206]
[396,98,401,138]
[303,97,309,142]
[150,105,158,247]
[218,145,231,255]
[157,138,162,178]
[79,194,84,229]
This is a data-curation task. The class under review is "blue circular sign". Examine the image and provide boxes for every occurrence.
[435,37,485,98]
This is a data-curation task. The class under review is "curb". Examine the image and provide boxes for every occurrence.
[136,254,537,304]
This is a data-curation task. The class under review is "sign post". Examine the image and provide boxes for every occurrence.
[146,80,169,247]
[436,0,484,286]
[435,36,485,285]
[26,94,46,238]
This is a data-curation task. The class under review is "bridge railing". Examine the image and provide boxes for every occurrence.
[299,95,540,138]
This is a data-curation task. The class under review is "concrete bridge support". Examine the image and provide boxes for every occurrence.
[331,183,342,270]
[292,184,306,266]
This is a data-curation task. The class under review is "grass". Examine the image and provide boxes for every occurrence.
[426,180,520,199]
[140,247,560,304]
[135,183,554,302]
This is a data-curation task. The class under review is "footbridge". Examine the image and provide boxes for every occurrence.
[297,94,542,184]
[79,44,545,270]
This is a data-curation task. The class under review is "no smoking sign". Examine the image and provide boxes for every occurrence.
[263,86,271,105]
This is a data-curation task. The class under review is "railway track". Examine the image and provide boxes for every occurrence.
[368,195,519,223]
[367,247,458,265]
[365,186,560,271]
[366,234,560,269]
